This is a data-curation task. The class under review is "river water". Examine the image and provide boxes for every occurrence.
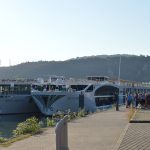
[0,113,42,138]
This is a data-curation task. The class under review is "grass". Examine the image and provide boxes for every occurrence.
[0,129,44,147]
[0,134,31,147]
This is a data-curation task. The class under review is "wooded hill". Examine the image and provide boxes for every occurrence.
[0,55,149,82]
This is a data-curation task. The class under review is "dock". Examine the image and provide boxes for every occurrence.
[1,107,150,150]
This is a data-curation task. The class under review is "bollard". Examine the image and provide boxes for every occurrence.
[55,115,69,150]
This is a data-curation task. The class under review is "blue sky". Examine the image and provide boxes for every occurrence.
[0,0,150,66]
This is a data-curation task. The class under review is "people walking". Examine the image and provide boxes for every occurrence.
[127,93,132,108]
[134,92,139,109]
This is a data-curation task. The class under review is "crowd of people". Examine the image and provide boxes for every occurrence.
[126,92,150,109]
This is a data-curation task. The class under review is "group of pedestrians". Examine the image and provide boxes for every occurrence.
[126,92,150,109]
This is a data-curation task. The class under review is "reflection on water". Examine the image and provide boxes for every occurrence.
[0,113,41,138]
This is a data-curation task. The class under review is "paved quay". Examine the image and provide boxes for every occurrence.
[116,109,150,150]
[130,109,150,123]
[0,107,128,150]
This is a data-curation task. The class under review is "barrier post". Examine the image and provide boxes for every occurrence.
[55,115,69,150]
[115,93,119,111]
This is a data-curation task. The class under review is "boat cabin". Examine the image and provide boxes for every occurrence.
[0,82,31,95]
[87,76,109,82]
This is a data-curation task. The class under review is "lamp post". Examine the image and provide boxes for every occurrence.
[116,55,121,111]
[118,55,121,85]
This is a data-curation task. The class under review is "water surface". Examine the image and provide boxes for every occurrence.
[0,113,41,138]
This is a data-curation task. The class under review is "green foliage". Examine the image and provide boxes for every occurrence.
[0,137,7,143]
[77,109,87,117]
[67,110,77,121]
[13,117,40,136]
[0,131,7,144]
[52,111,64,121]
[56,111,65,119]
[46,118,56,127]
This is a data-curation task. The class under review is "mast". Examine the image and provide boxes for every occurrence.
[118,55,121,85]
[9,59,11,66]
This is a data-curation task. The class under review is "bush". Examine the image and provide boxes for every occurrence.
[52,111,64,122]
[46,118,56,127]
[13,117,40,136]
[0,137,7,143]
[67,111,77,121]
[77,109,87,117]
[57,111,64,119]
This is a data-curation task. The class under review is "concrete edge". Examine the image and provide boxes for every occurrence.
[130,120,150,123]
[129,109,150,123]
[113,123,130,150]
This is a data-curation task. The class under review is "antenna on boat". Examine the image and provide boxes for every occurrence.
[118,55,121,85]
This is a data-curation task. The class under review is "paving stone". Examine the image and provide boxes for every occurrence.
[118,123,150,150]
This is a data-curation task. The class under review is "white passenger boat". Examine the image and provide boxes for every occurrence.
[31,76,150,115]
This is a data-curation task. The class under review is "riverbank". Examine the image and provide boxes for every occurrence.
[0,107,128,150]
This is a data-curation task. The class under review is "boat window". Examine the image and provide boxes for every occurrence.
[13,84,31,94]
[95,85,119,96]
[95,97,115,106]
[70,85,87,91]
[0,84,31,95]
[85,85,93,92]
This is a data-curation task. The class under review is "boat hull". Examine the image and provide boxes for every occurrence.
[0,95,39,114]
[32,91,97,115]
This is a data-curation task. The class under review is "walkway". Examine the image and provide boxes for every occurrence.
[116,109,150,150]
[1,107,128,150]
